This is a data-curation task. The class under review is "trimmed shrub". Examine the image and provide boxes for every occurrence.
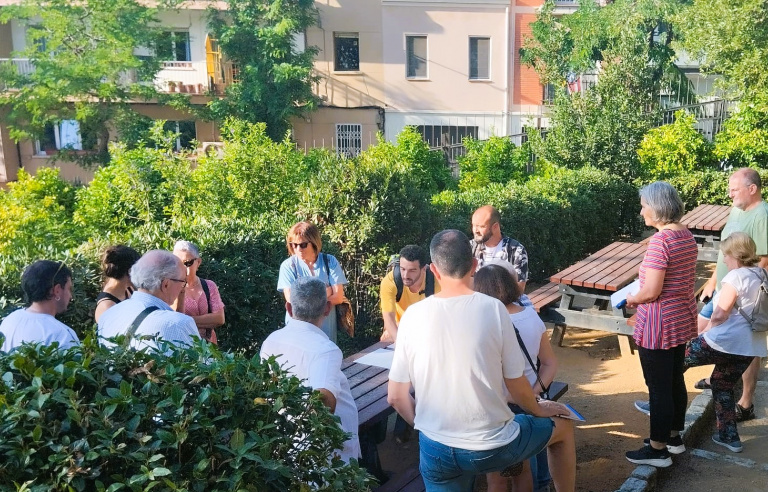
[0,339,372,491]
[638,110,716,180]
[458,136,531,191]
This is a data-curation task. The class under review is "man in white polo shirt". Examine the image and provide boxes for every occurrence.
[260,276,361,463]
[388,229,576,491]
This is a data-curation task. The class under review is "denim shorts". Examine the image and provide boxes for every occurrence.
[699,294,715,319]
[418,414,555,492]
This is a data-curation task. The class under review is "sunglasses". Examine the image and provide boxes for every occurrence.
[290,242,310,249]
[183,258,198,267]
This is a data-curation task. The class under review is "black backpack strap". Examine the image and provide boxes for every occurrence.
[122,306,161,346]
[423,268,435,297]
[200,279,212,314]
[394,260,404,302]
[322,253,334,286]
[513,325,550,398]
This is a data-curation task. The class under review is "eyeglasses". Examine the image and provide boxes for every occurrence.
[167,278,188,288]
[290,242,310,250]
[182,258,198,267]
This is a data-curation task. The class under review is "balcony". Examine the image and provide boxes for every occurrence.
[0,58,34,89]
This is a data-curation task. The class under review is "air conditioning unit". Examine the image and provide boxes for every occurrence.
[200,141,225,158]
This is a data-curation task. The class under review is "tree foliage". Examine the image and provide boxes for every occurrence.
[458,136,531,191]
[0,0,181,164]
[206,0,320,141]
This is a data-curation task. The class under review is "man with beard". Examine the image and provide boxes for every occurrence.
[471,205,532,307]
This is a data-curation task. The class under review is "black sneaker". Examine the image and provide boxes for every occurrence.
[643,435,685,454]
[736,403,755,422]
[625,445,672,467]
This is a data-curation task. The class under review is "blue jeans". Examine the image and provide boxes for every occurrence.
[418,414,554,492]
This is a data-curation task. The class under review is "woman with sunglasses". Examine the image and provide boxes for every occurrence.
[94,245,141,323]
[1,260,79,352]
[277,221,348,344]
[172,240,225,344]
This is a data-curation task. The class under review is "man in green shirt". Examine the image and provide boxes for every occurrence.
[698,168,768,422]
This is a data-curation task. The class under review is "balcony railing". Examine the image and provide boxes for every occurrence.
[0,58,35,89]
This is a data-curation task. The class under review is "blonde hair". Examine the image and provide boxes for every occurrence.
[285,221,322,256]
[721,232,760,267]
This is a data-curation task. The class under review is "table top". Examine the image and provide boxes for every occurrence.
[549,241,647,292]
[680,204,731,232]
[342,341,393,430]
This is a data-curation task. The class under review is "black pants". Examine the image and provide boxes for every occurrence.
[638,344,687,443]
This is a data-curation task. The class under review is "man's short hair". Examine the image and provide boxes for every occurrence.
[639,181,685,225]
[399,245,428,268]
[130,250,181,292]
[430,230,473,278]
[290,277,328,322]
[21,260,71,304]
[735,167,762,190]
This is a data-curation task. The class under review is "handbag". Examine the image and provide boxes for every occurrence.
[323,253,355,337]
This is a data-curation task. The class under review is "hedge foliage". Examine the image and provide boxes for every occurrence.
[0,338,372,491]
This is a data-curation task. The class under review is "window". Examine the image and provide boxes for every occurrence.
[416,125,478,148]
[543,83,556,105]
[163,120,197,151]
[35,120,98,155]
[334,32,359,71]
[469,37,490,80]
[157,31,191,62]
[335,124,362,158]
[406,35,427,79]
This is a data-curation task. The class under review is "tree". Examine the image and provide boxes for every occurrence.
[0,0,180,164]
[675,0,768,101]
[206,0,320,141]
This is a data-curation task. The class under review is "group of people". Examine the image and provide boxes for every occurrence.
[2,169,767,492]
[0,241,225,354]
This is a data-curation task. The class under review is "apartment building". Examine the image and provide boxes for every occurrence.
[0,0,564,183]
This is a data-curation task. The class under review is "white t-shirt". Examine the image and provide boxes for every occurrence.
[260,319,361,463]
[510,307,547,387]
[705,267,768,357]
[0,308,80,353]
[389,292,525,451]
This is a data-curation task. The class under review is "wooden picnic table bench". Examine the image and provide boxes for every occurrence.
[542,241,647,356]
[680,204,731,262]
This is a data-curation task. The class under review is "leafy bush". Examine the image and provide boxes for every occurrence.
[660,168,768,210]
[0,339,372,491]
[458,136,531,191]
[433,166,641,280]
[715,96,768,168]
[638,110,716,180]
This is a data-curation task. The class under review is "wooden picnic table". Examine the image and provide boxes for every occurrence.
[342,341,394,431]
[680,204,731,261]
[544,241,648,356]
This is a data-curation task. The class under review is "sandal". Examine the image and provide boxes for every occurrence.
[694,378,711,390]
[736,403,755,422]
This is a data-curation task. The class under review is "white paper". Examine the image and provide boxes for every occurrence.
[354,348,394,369]
[611,279,640,308]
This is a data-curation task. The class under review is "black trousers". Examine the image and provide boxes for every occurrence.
[638,344,687,443]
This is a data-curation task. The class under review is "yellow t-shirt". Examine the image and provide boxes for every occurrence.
[380,270,441,322]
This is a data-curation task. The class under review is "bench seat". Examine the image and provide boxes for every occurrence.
[529,282,561,313]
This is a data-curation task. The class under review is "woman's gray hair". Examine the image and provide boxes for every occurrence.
[174,240,200,257]
[291,277,328,322]
[130,250,182,292]
[639,181,685,225]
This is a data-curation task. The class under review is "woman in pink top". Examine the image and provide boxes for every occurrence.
[625,182,698,468]
[173,240,225,344]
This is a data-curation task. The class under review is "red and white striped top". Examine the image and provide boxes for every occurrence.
[633,229,698,350]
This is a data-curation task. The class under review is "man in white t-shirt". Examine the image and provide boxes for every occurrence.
[387,230,576,491]
[260,276,361,463]
[1,260,79,353]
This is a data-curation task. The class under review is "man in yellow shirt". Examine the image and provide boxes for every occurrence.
[380,245,441,343]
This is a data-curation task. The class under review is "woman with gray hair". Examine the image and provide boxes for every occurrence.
[624,181,698,467]
[173,240,225,344]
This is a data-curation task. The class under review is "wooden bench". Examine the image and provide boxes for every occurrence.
[529,282,562,314]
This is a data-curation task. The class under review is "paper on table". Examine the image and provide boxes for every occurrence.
[354,348,394,369]
[610,279,641,308]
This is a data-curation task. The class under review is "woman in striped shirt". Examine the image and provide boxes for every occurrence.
[625,182,698,468]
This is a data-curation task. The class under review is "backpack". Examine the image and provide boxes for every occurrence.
[736,267,768,332]
[388,255,435,302]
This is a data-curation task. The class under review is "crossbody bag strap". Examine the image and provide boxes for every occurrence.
[122,306,160,346]
[200,278,212,314]
[322,253,334,286]
[514,325,550,398]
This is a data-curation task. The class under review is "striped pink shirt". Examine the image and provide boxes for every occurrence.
[633,229,698,350]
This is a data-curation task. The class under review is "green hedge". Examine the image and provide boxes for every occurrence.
[0,338,372,491]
